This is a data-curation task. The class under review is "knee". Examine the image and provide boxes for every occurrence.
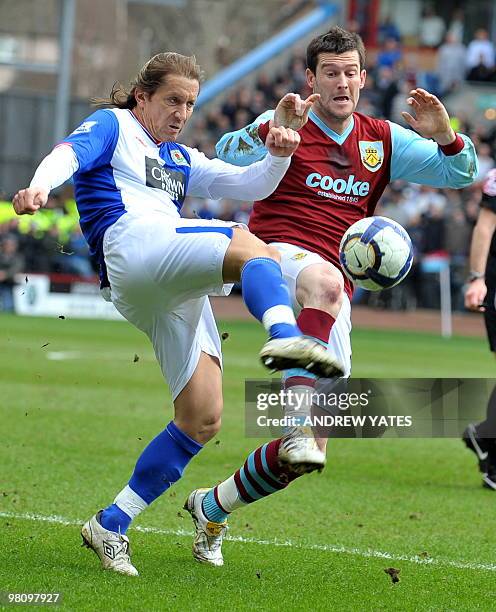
[318,271,344,306]
[297,266,344,311]
[198,413,222,443]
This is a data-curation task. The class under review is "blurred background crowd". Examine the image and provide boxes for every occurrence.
[1,0,495,313]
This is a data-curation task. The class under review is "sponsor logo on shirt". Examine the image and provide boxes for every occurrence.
[305,173,370,197]
[170,148,189,166]
[145,157,186,204]
[71,121,97,135]
[358,141,384,172]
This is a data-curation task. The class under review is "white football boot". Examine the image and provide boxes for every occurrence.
[278,425,326,475]
[184,488,227,567]
[260,337,344,378]
[81,512,138,576]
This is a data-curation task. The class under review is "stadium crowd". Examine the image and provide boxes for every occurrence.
[1,15,495,313]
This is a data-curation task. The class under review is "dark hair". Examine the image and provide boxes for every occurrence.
[306,26,366,73]
[93,52,203,109]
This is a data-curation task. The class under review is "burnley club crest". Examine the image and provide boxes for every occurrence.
[359,141,384,173]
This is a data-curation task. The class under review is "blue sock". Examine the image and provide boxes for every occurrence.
[100,421,202,534]
[241,257,299,339]
[99,504,132,534]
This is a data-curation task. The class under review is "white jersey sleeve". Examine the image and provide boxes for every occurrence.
[30,144,79,191]
[185,146,291,201]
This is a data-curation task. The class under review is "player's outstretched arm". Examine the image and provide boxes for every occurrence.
[12,144,80,216]
[401,88,455,145]
[12,187,49,215]
[12,109,119,216]
[389,89,478,188]
[215,94,316,167]
[215,110,274,166]
[188,126,300,201]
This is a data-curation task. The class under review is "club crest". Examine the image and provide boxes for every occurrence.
[359,141,384,172]
[170,149,189,166]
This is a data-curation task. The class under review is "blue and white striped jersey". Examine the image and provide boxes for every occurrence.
[61,108,214,262]
[37,107,291,278]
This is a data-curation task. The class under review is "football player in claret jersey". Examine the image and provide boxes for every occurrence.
[182,26,478,566]
[463,168,496,489]
[12,52,344,576]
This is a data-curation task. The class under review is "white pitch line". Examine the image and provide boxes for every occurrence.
[44,351,258,370]
[1,510,495,573]
[46,351,155,362]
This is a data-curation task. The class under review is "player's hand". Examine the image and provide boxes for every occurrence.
[272,93,321,131]
[266,126,301,157]
[465,278,487,312]
[12,186,49,215]
[401,88,456,146]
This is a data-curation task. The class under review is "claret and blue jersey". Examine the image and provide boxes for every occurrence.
[216,108,478,298]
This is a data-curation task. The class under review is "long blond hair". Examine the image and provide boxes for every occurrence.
[93,52,203,108]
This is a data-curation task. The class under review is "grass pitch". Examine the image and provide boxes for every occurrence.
[1,313,495,611]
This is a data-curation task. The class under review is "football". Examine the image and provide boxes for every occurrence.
[339,216,413,291]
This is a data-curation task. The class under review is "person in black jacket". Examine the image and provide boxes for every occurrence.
[463,168,496,489]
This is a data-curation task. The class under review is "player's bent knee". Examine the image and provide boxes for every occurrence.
[297,265,344,311]
[199,415,222,441]
[319,272,344,305]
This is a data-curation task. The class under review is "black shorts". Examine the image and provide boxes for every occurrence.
[484,272,496,352]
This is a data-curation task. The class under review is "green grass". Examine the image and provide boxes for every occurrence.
[1,313,495,611]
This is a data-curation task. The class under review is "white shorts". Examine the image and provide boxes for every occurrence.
[103,212,238,399]
[271,242,352,376]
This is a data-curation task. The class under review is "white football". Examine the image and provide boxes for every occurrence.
[339,216,413,291]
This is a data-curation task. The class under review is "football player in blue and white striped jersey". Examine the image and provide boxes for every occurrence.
[13,52,343,576]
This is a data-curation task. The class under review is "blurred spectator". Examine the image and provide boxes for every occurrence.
[418,6,445,49]
[376,185,410,227]
[476,144,495,181]
[447,8,465,44]
[437,33,467,94]
[378,16,401,44]
[390,79,415,126]
[375,66,399,119]
[416,186,448,216]
[466,54,495,83]
[0,235,24,312]
[377,37,403,70]
[422,206,445,253]
[215,35,233,67]
[357,74,382,116]
[466,29,495,71]
[445,207,472,257]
